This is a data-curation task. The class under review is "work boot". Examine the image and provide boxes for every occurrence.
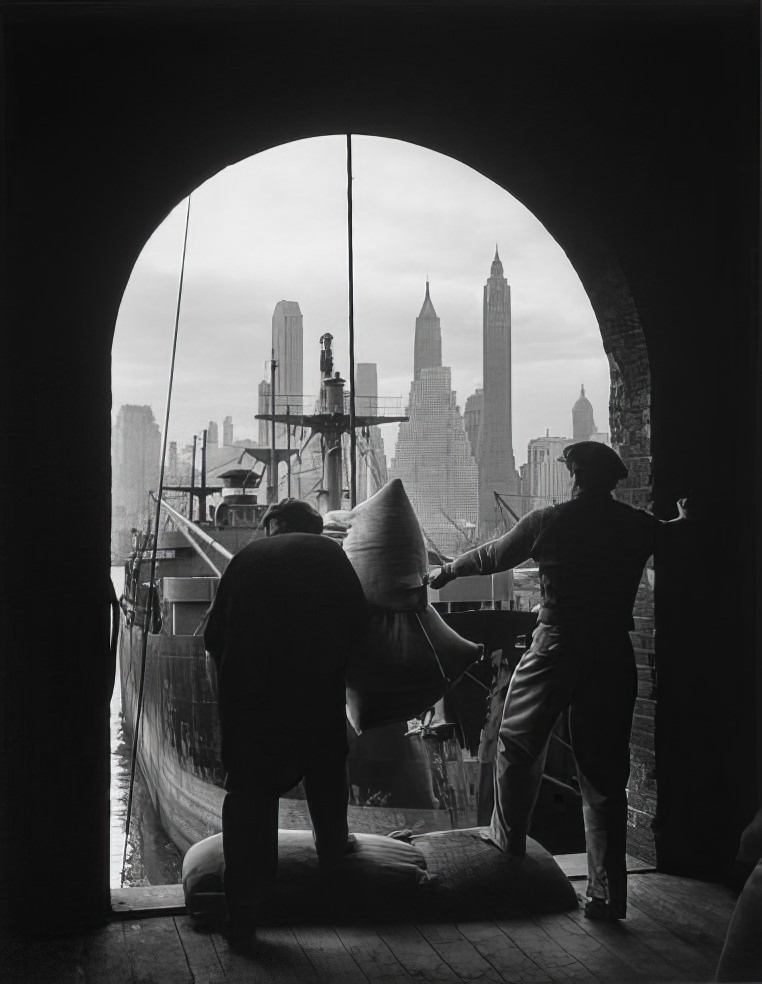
[225,905,258,952]
[584,896,623,921]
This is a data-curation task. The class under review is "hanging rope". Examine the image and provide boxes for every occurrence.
[346,133,357,508]
[121,194,193,886]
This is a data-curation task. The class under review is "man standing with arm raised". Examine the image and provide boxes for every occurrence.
[430,441,689,921]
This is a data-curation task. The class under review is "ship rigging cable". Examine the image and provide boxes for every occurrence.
[347,133,357,508]
[121,194,193,886]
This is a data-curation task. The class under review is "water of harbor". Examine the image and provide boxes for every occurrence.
[110,567,183,888]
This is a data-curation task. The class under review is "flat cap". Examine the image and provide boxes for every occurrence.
[260,497,324,534]
[559,442,628,484]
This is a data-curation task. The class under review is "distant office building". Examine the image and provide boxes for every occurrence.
[464,389,483,460]
[272,300,304,444]
[111,404,161,561]
[390,284,478,556]
[207,420,219,447]
[572,384,596,441]
[167,441,179,483]
[476,249,521,537]
[355,362,378,414]
[525,432,573,510]
[572,385,610,445]
[257,379,271,446]
[522,387,609,511]
[223,416,234,447]
[354,362,387,502]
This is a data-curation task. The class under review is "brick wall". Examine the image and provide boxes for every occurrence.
[589,270,656,863]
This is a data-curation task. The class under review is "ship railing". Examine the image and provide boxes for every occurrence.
[151,493,233,577]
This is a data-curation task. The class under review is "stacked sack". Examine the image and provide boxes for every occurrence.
[342,478,483,733]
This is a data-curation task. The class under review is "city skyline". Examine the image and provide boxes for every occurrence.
[111,135,610,467]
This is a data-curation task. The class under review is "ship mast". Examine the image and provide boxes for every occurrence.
[256,334,407,512]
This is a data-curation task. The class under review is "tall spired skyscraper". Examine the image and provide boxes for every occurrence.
[390,283,478,556]
[477,248,520,536]
[414,281,442,379]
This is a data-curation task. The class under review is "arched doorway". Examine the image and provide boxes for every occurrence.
[110,133,653,884]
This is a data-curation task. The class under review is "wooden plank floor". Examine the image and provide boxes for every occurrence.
[0,872,739,984]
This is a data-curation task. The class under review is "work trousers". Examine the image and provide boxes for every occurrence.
[489,621,637,917]
[222,729,350,923]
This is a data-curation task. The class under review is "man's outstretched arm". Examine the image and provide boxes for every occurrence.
[429,510,546,589]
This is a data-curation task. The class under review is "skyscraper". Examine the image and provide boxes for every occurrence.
[354,362,387,502]
[521,387,609,511]
[413,281,442,379]
[271,300,304,446]
[257,379,271,446]
[111,404,161,561]
[390,284,478,556]
[572,384,596,441]
[525,432,573,510]
[477,249,520,536]
[464,389,483,460]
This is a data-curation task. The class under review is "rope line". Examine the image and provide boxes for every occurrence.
[346,133,357,507]
[121,195,192,886]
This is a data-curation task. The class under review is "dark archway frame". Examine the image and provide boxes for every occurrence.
[1,2,757,929]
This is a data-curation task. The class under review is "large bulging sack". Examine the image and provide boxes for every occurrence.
[346,605,483,733]
[343,478,428,611]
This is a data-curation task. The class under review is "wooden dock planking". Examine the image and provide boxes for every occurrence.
[24,933,88,984]
[333,924,415,983]
[82,921,135,984]
[416,921,507,983]
[454,919,554,983]
[617,893,721,982]
[208,931,259,984]
[537,911,649,982]
[627,874,736,954]
[121,917,196,984]
[493,917,600,983]
[292,924,372,983]
[559,904,697,982]
[372,924,463,984]
[0,872,739,984]
[173,917,226,984]
[631,873,737,945]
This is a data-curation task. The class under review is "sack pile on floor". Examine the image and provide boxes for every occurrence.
[342,478,483,733]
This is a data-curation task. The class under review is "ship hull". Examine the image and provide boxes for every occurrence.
[119,620,471,856]
[119,537,580,860]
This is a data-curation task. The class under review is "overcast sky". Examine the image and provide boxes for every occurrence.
[112,135,609,467]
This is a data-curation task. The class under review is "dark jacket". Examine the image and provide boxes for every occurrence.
[452,491,660,630]
[204,533,367,764]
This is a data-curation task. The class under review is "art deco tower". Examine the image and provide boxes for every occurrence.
[390,283,477,556]
[477,248,520,536]
[413,281,442,379]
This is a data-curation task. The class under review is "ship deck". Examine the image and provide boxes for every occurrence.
[2,858,740,983]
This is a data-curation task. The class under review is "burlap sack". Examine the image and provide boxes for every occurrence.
[343,478,428,611]
[346,605,483,733]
